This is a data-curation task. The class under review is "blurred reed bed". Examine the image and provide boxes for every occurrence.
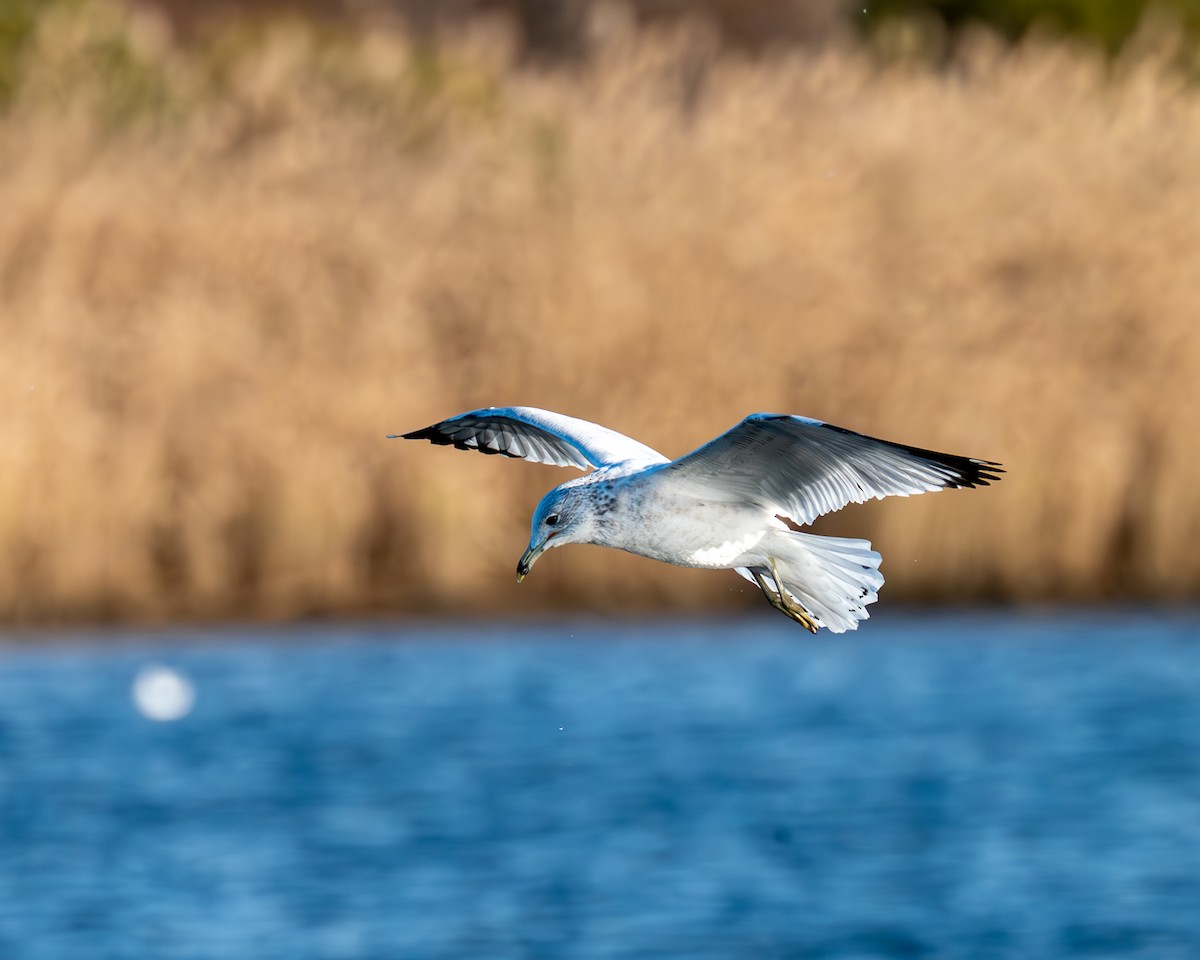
[1,1,1198,623]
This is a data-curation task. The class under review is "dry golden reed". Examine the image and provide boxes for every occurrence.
[1,2,1198,623]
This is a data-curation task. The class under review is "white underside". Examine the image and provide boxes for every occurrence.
[564,473,888,634]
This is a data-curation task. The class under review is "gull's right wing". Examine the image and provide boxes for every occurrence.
[393,406,668,471]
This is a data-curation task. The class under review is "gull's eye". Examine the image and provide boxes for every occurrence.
[545,514,560,527]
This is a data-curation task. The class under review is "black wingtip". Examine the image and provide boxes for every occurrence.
[816,421,1004,489]
[399,424,525,458]
[942,458,1005,488]
[390,425,451,444]
[399,426,444,442]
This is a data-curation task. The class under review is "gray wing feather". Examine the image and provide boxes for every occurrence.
[658,414,1002,526]
[394,406,668,471]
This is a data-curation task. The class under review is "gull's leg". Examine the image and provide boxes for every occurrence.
[767,558,820,634]
[749,567,788,616]
[749,563,819,633]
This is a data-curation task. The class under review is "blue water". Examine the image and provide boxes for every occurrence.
[1,612,1198,960]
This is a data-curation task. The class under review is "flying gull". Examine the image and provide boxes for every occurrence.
[393,407,1002,632]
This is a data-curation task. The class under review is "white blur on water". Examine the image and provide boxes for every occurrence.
[131,664,196,721]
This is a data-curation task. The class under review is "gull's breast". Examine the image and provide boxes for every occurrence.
[600,480,769,569]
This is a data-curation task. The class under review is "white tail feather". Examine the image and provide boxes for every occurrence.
[738,532,884,633]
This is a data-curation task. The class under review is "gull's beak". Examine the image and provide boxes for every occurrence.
[516,530,560,583]
[515,544,542,583]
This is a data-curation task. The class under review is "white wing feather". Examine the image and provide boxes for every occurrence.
[657,414,1002,527]
[394,406,668,471]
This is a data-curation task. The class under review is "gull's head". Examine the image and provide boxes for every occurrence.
[516,485,594,583]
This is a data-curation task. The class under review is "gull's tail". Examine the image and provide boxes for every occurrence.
[741,532,885,633]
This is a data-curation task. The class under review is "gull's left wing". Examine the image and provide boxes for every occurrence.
[656,414,1002,527]
[393,406,668,471]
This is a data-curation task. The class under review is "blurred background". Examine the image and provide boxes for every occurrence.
[4,0,1200,624]
[2,1,1199,957]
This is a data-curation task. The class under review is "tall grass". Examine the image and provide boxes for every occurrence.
[2,2,1198,623]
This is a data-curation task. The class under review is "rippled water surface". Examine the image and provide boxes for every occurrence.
[1,612,1198,959]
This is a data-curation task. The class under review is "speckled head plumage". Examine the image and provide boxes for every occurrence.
[516,482,605,582]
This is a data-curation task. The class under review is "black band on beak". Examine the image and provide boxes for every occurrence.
[516,544,540,583]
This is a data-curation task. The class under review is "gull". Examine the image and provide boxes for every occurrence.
[393,407,1002,633]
